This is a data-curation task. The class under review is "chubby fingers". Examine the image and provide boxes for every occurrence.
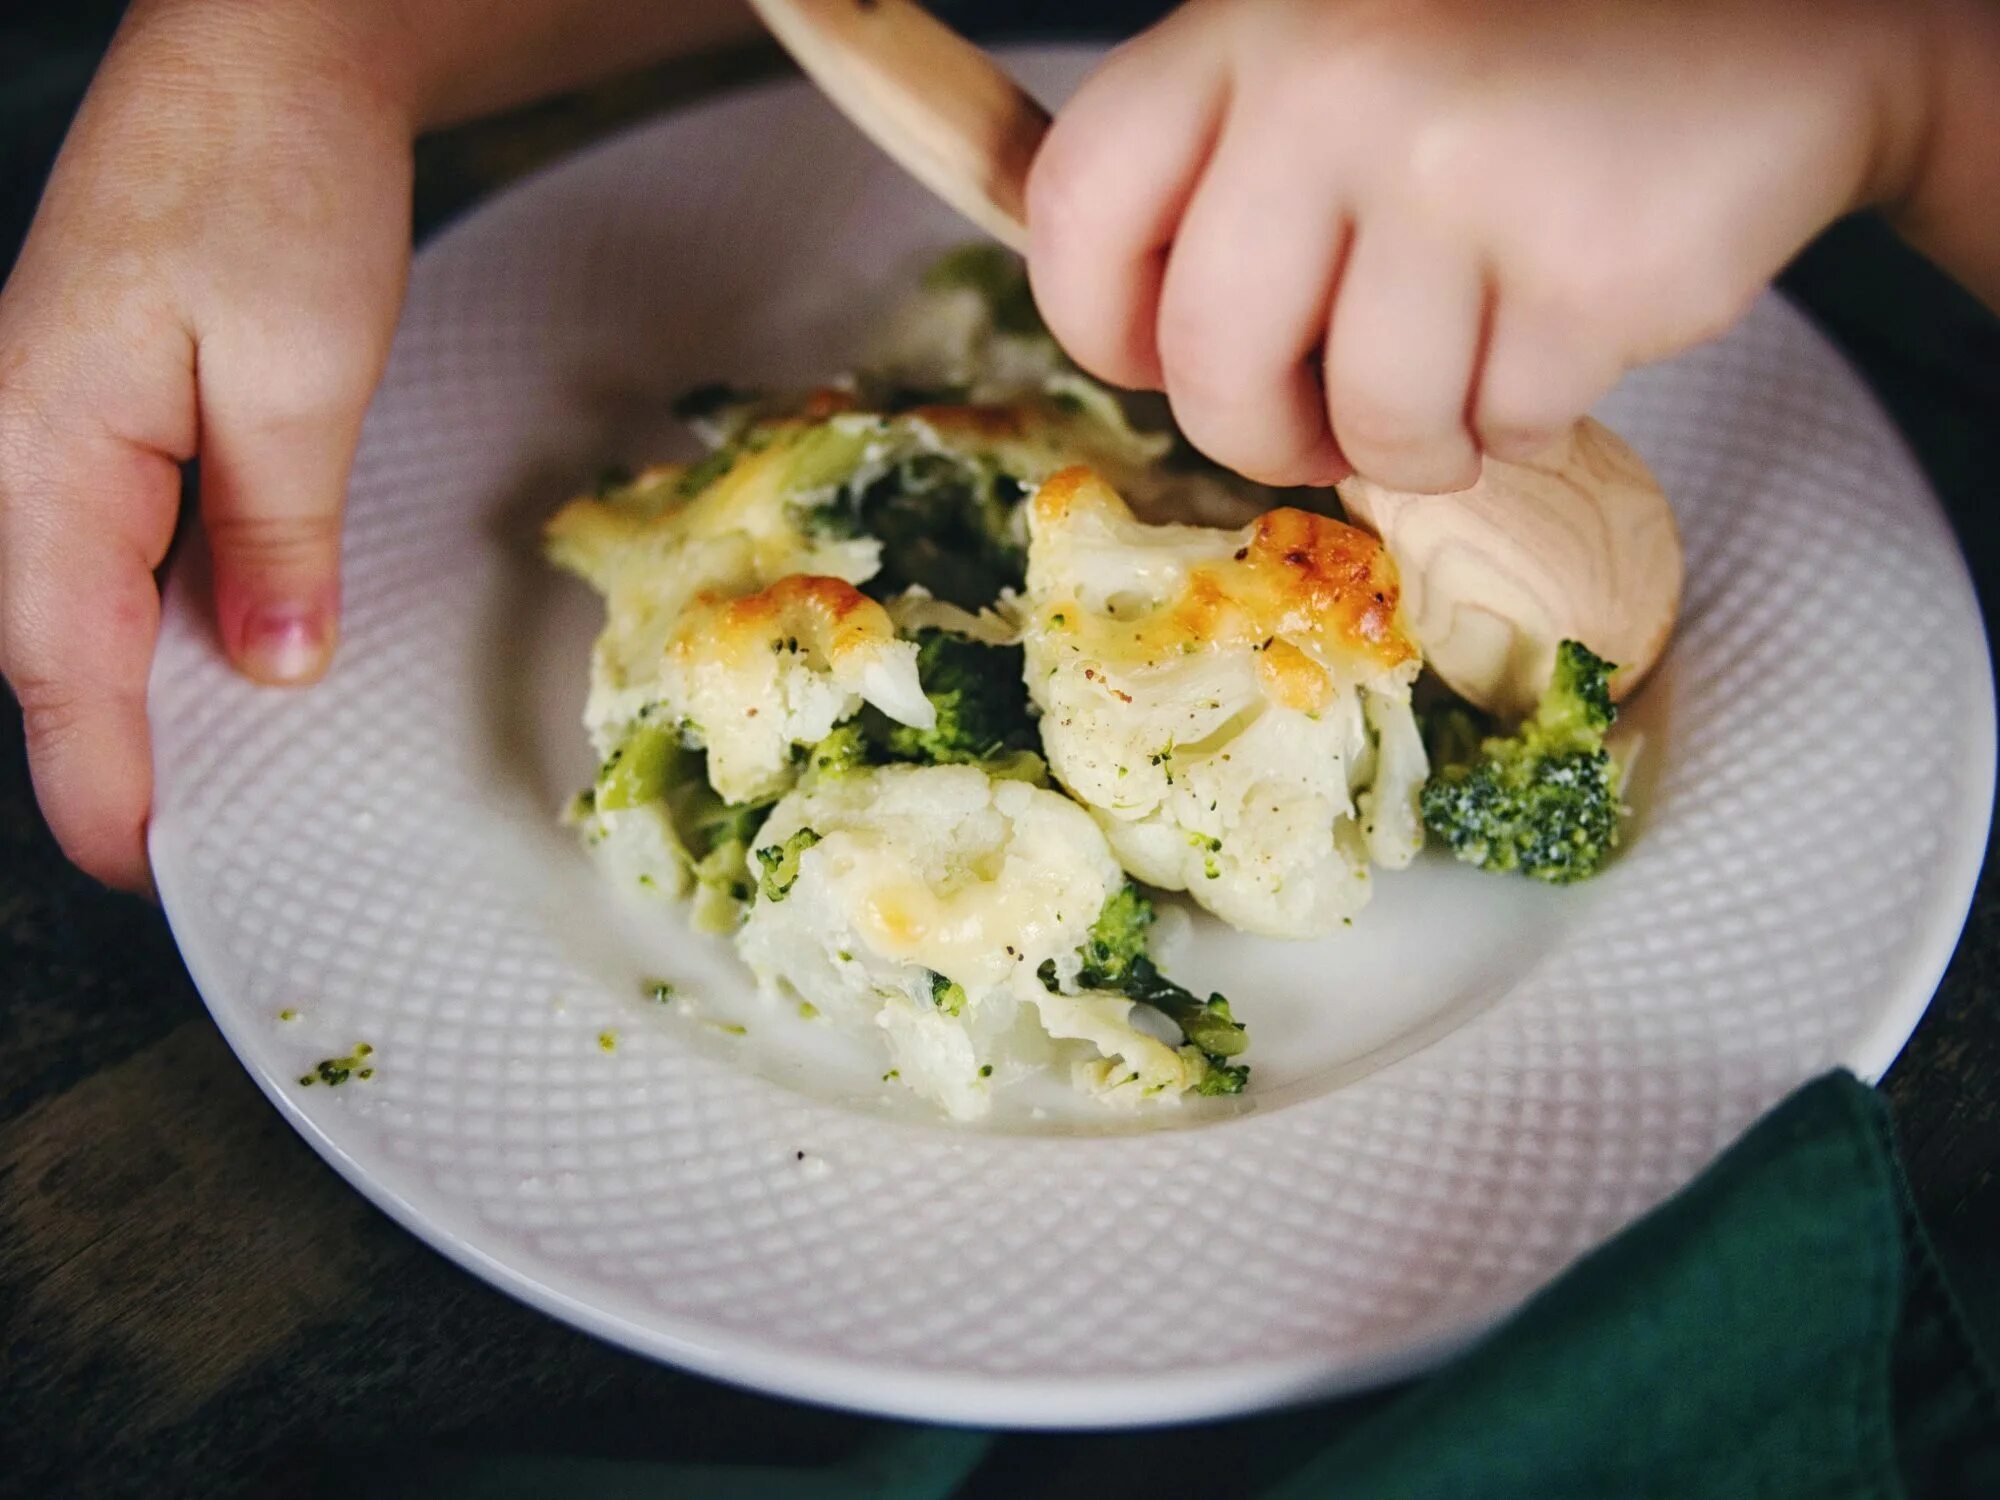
[1154,112,1350,488]
[197,333,383,686]
[1027,6,1656,493]
[0,301,390,892]
[1025,13,1226,390]
[0,362,188,891]
[1030,35,1496,492]
[1321,216,1488,494]
[188,150,408,687]
[1471,295,1624,463]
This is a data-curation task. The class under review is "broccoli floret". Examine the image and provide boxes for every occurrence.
[928,970,968,1016]
[867,628,1042,774]
[1192,1055,1250,1096]
[673,775,770,924]
[1541,636,1617,735]
[1420,640,1625,884]
[1064,884,1250,1080]
[667,379,1032,608]
[850,454,1028,609]
[1073,881,1153,986]
[754,827,823,903]
[586,719,773,926]
[802,720,874,781]
[595,717,682,811]
[790,445,1028,607]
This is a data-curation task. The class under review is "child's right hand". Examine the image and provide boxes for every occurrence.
[0,0,418,891]
[1026,0,1946,495]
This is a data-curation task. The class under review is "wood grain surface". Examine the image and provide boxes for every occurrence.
[1339,416,1683,717]
[2,33,1997,1500]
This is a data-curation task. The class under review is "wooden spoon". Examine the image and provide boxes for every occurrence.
[1340,421,1683,720]
[748,0,1683,716]
[747,0,1045,252]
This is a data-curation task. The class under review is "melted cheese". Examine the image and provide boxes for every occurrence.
[1030,466,1416,701]
[731,765,1151,1119]
[762,770,1110,986]
[1022,466,1426,938]
[543,424,883,602]
[825,777,1110,994]
[544,422,890,748]
[663,576,927,805]
[669,575,911,688]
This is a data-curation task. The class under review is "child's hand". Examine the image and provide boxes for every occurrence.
[1026,0,1936,494]
[0,0,756,891]
[0,1,415,890]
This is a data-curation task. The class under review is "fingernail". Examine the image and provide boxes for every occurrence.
[238,605,331,685]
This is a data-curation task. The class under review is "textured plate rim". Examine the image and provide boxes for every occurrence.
[153,848,1500,1425]
[154,656,1994,1430]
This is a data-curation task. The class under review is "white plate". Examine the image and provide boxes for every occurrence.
[149,47,1995,1427]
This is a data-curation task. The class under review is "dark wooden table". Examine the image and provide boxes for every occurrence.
[3,29,1998,1500]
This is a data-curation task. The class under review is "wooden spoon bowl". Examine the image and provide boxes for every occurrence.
[1339,419,1682,718]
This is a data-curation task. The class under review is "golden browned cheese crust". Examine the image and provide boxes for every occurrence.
[669,574,899,676]
[1033,466,1416,711]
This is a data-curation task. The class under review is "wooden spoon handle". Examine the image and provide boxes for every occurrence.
[746,0,1048,251]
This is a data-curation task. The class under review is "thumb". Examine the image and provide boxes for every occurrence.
[197,326,387,686]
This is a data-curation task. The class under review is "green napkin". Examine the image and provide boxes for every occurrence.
[1257,1072,2000,1500]
[380,1072,1997,1499]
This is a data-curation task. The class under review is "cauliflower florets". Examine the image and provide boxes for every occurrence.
[545,394,1158,768]
[1023,467,1429,938]
[664,576,929,805]
[1029,988,1211,1107]
[545,420,889,752]
[733,763,1208,1118]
